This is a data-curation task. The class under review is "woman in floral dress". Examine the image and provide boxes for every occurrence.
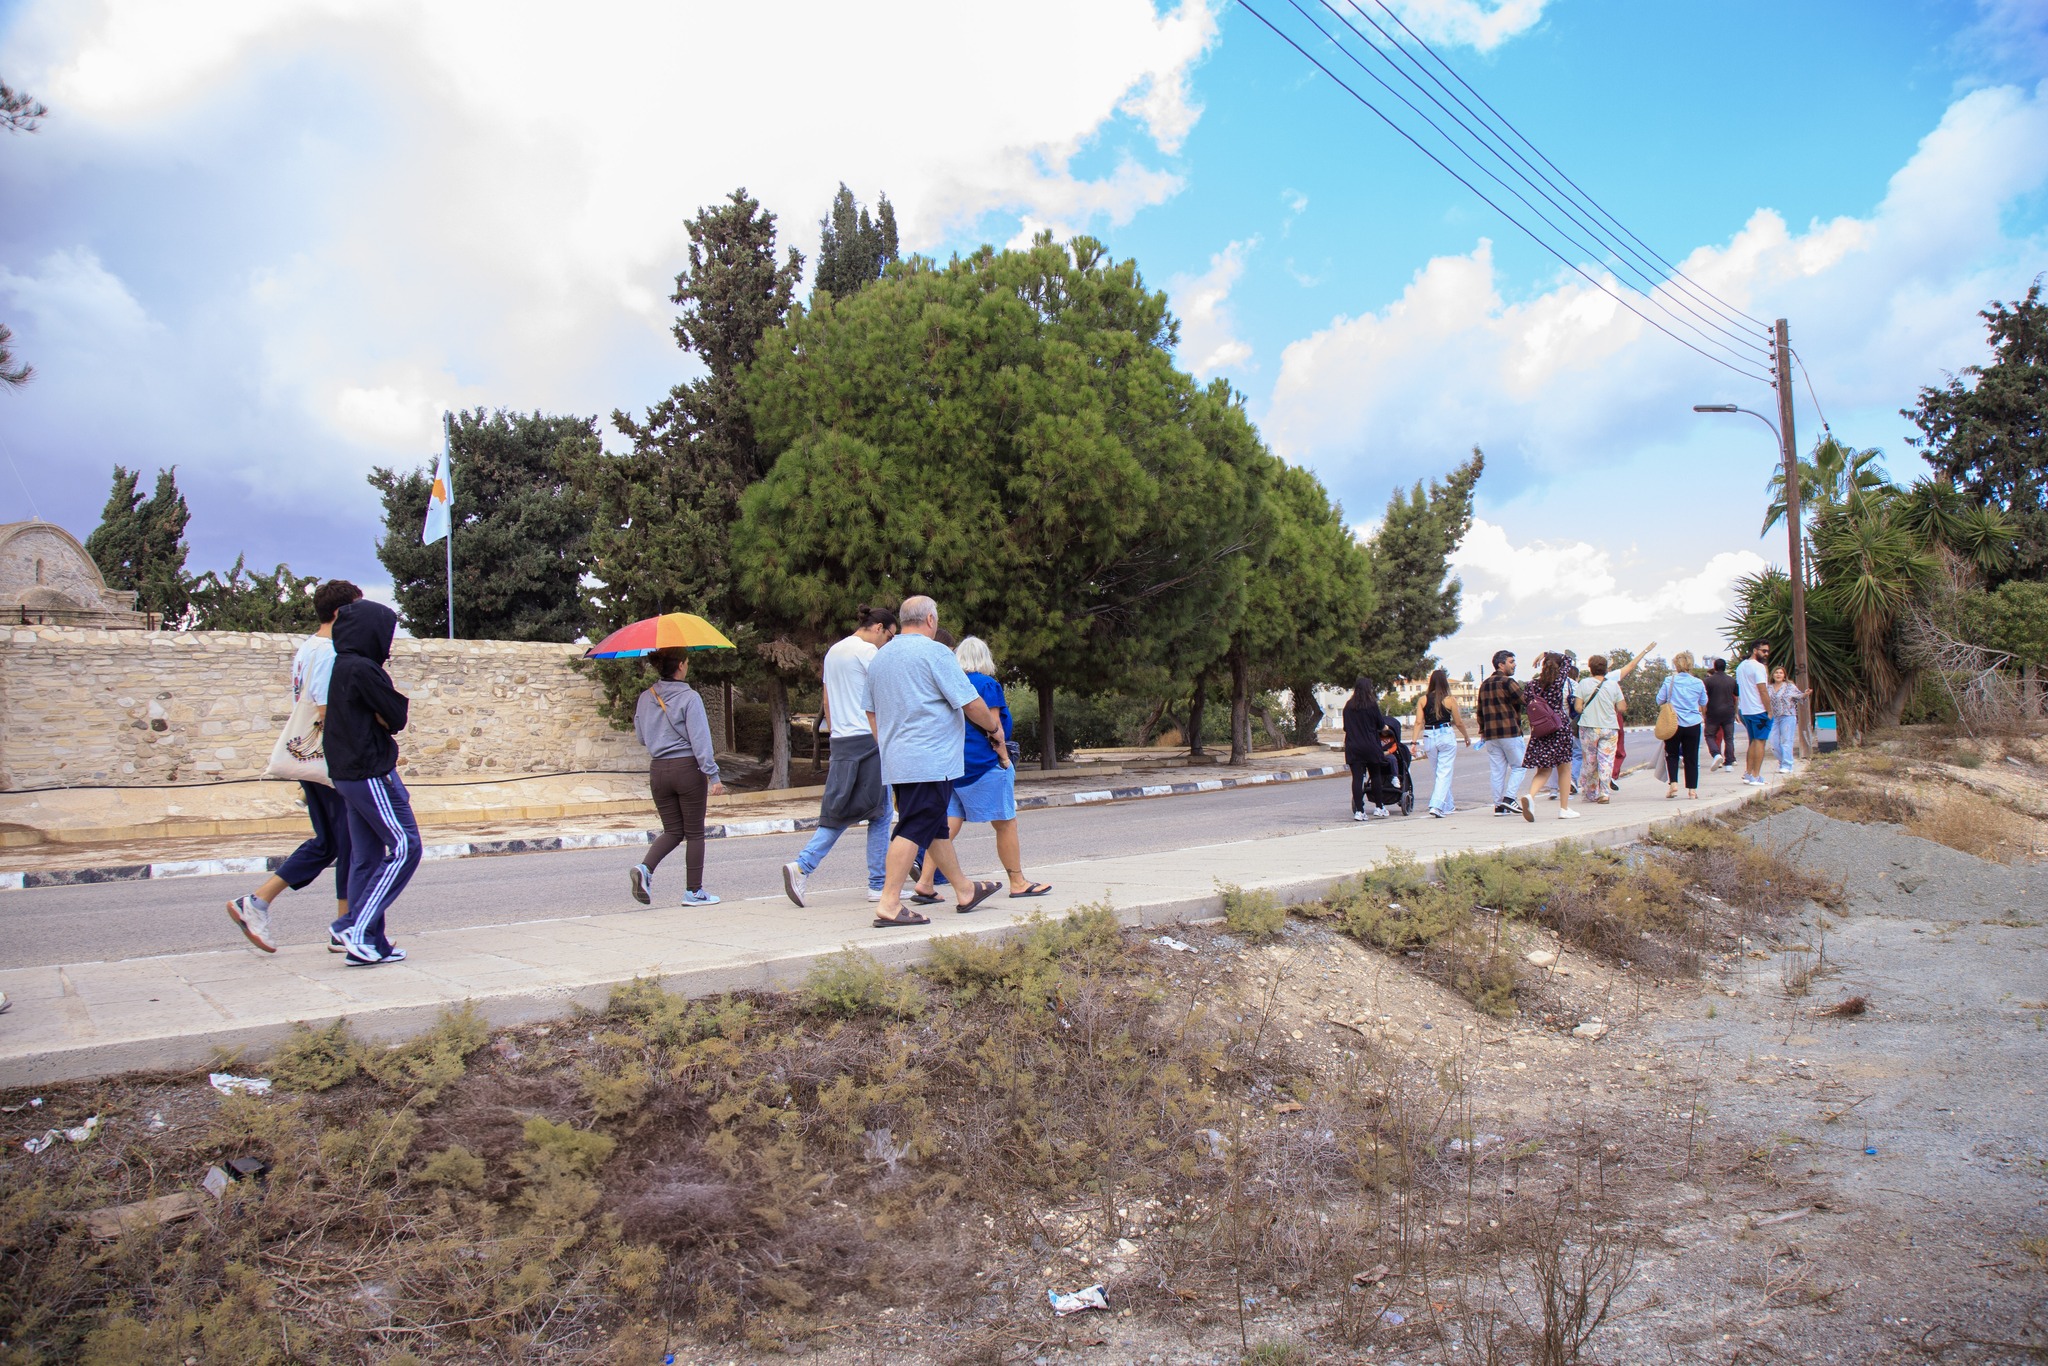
[1517,651,1579,822]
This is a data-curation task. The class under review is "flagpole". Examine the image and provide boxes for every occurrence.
[442,412,454,640]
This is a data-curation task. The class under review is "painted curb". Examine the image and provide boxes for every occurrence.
[1,764,1349,890]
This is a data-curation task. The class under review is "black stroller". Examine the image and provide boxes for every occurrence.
[1367,716,1416,816]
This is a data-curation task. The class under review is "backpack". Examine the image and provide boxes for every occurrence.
[1527,690,1562,741]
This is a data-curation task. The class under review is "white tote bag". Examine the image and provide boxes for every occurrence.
[265,692,331,786]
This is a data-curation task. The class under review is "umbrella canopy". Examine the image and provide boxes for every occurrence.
[584,613,737,659]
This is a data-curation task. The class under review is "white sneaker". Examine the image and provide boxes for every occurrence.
[681,888,721,906]
[866,887,884,902]
[782,861,809,908]
[1353,811,1367,822]
[1708,756,1725,773]
[226,896,276,953]
[1374,806,1389,817]
[1558,809,1583,820]
[629,864,652,905]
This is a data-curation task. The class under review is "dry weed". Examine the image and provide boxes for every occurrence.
[1904,785,2045,864]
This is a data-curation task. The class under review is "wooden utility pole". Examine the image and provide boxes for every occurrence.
[1771,319,1813,750]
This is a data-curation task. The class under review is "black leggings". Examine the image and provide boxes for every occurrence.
[1664,724,1701,791]
[1703,714,1738,766]
[1347,754,1385,812]
[646,758,709,890]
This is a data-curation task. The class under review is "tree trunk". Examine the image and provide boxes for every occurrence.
[768,675,791,790]
[1253,700,1286,749]
[1290,677,1323,746]
[1872,665,1921,733]
[1188,675,1209,757]
[1038,679,1058,771]
[1139,695,1171,746]
[1228,644,1251,766]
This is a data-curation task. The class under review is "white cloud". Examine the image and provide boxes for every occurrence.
[1386,0,1549,53]
[0,248,156,346]
[1266,81,2048,490]
[5,0,1222,488]
[1451,518,1614,602]
[1168,238,1257,378]
[1577,550,1766,628]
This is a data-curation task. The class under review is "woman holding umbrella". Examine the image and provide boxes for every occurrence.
[587,613,733,908]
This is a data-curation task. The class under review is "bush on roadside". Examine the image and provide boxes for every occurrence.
[1219,882,1286,942]
[802,948,928,1019]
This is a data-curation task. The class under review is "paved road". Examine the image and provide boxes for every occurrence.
[1,730,1665,969]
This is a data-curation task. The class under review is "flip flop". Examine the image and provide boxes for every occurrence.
[908,891,944,906]
[1009,882,1053,898]
[955,880,1002,914]
[872,909,931,928]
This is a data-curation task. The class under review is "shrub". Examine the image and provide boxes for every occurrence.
[359,1002,491,1104]
[267,1017,360,1091]
[922,904,1125,1006]
[1219,882,1285,942]
[801,949,927,1019]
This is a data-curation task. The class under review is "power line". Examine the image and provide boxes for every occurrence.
[1322,0,1770,361]
[1238,0,1773,383]
[1356,0,1769,334]
[1789,348,1832,438]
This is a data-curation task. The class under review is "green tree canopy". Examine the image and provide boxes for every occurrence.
[371,409,596,641]
[735,234,1267,763]
[187,557,318,632]
[1357,449,1484,683]
[1905,279,2048,579]
[2,79,45,388]
[1762,435,1888,536]
[813,183,899,302]
[85,465,191,622]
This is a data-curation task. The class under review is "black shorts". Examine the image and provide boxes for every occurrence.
[891,780,955,848]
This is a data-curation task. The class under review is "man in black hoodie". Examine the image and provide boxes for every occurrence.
[326,600,419,966]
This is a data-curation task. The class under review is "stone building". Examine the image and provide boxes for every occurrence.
[0,520,151,629]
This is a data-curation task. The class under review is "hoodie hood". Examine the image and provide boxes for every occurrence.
[333,600,398,665]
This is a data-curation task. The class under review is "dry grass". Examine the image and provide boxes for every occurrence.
[1903,785,2045,864]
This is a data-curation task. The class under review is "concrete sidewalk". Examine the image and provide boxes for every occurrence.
[0,778,1755,1085]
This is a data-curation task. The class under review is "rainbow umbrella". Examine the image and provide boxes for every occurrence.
[584,612,737,659]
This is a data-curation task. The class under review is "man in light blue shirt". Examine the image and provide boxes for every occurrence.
[865,595,1009,926]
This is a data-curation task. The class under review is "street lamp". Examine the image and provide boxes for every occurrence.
[1693,318,1813,754]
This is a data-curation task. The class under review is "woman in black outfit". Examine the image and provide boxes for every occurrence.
[1342,676,1392,821]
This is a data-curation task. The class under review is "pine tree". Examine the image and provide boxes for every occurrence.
[187,558,319,632]
[2,80,46,387]
[813,183,899,302]
[1357,449,1484,683]
[84,466,191,622]
[370,409,596,641]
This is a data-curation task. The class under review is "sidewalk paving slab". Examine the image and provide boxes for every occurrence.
[0,775,1757,1086]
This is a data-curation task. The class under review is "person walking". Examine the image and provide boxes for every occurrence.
[628,649,726,906]
[1702,659,1739,773]
[227,579,363,953]
[1656,652,1709,800]
[1416,668,1472,818]
[324,600,419,966]
[783,607,896,907]
[1736,640,1774,786]
[907,635,1051,902]
[1767,662,1804,777]
[1476,650,1527,815]
[1341,676,1392,820]
[866,596,1008,927]
[1514,652,1578,821]
[1572,644,1653,806]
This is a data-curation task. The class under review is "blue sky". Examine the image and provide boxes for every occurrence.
[2,0,2045,672]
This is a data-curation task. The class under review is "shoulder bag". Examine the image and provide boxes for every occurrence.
[265,691,331,786]
[1654,696,1679,741]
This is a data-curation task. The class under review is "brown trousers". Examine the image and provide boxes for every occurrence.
[646,758,709,890]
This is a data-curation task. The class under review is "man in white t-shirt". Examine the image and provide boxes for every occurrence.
[1735,639,1774,787]
[782,606,898,907]
[225,579,362,953]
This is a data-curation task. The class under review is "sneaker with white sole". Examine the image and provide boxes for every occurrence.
[327,930,347,953]
[1558,809,1583,820]
[343,945,406,967]
[680,888,721,906]
[1353,810,1367,822]
[1519,795,1535,823]
[782,861,809,907]
[866,888,884,902]
[225,896,277,953]
[629,864,652,906]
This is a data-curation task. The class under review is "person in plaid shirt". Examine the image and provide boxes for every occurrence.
[1476,649,1527,814]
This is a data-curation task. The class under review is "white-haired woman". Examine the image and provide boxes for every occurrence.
[909,635,1051,901]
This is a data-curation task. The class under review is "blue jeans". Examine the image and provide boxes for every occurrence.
[1481,736,1525,805]
[1423,725,1457,813]
[795,790,892,890]
[1770,716,1798,770]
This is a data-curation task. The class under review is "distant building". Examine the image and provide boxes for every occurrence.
[0,521,153,629]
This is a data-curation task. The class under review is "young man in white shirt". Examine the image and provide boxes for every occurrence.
[225,579,362,952]
[782,606,898,906]
[1735,640,1775,786]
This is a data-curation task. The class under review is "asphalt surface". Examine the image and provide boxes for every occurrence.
[1,730,1666,969]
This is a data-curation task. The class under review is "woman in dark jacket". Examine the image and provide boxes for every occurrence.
[1341,676,1392,821]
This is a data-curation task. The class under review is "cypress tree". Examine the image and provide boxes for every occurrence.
[84,465,191,623]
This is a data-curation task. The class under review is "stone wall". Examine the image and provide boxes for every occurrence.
[0,627,725,790]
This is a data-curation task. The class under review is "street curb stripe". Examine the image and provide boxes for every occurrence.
[3,761,1347,890]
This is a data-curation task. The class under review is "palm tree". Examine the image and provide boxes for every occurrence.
[1760,436,1888,535]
